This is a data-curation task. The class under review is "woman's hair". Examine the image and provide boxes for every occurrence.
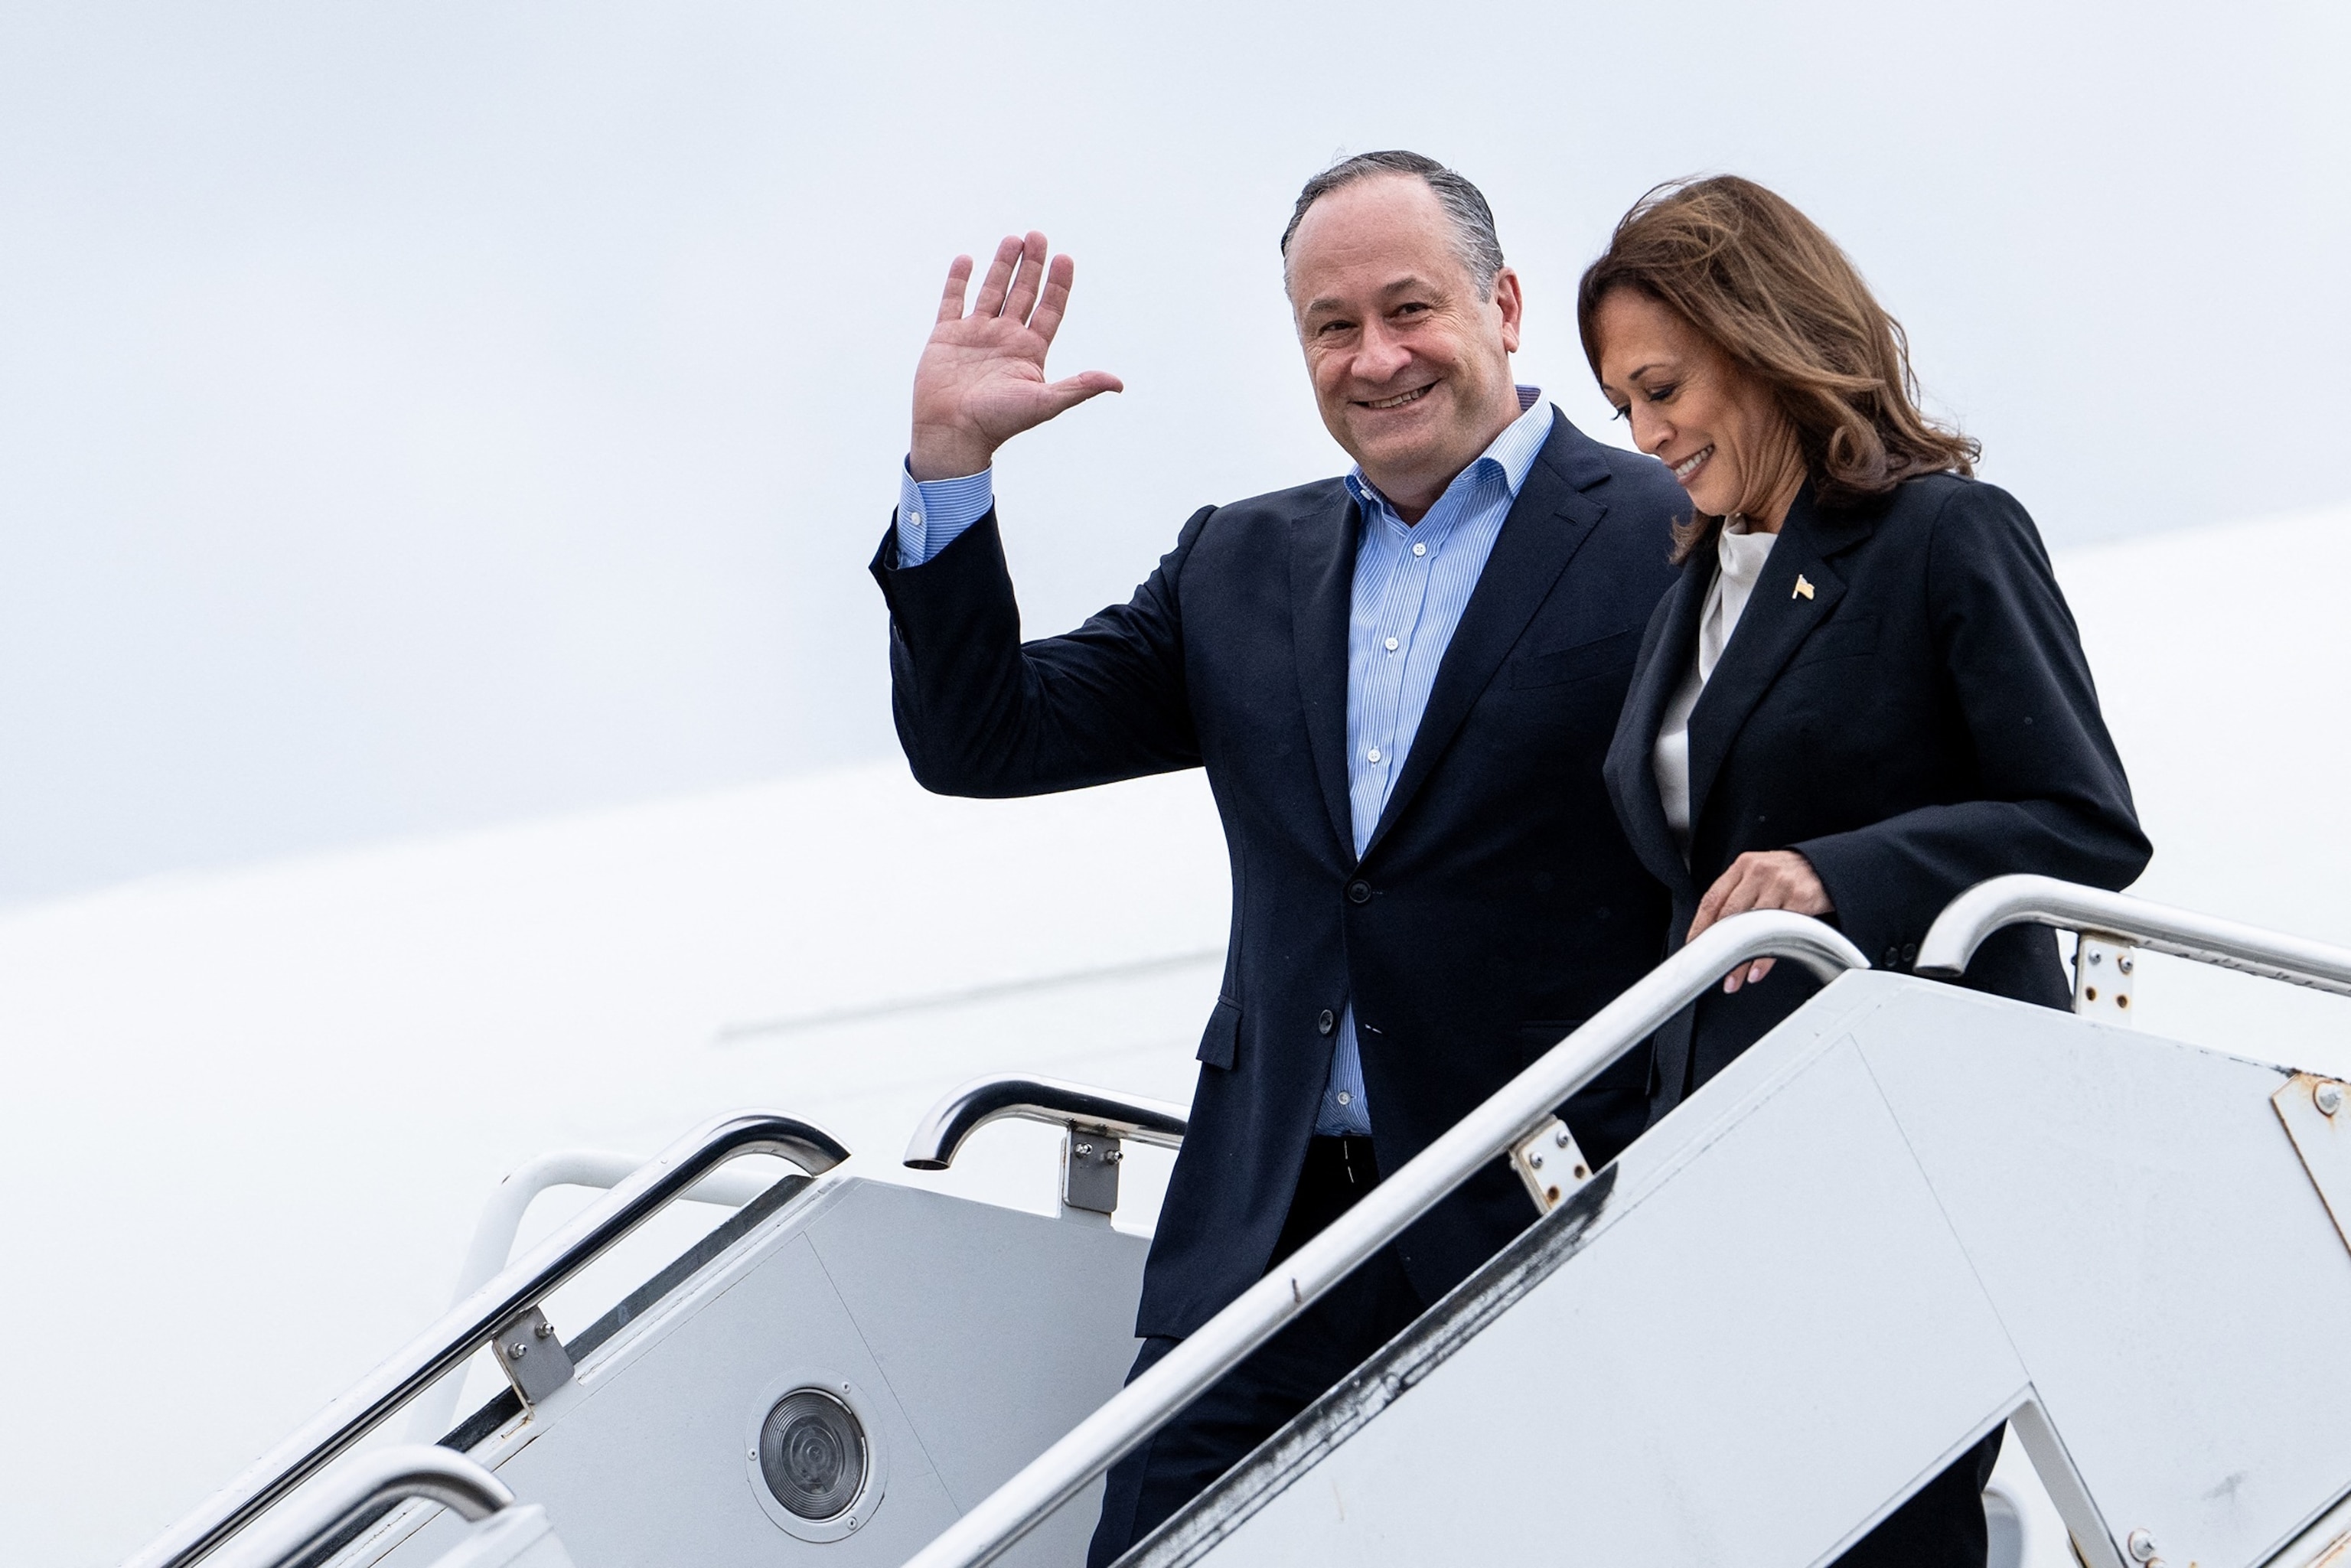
[1577,175,1978,561]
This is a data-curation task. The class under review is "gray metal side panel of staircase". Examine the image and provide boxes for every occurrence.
[1858,980,2351,1561]
[360,1178,1148,1568]
[1164,973,2351,1568]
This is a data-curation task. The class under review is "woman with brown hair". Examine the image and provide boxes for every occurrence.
[1583,175,2150,1563]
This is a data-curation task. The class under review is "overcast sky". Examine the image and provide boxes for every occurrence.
[0,1,2343,904]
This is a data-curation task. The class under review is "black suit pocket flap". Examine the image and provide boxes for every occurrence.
[1794,614,1880,664]
[1510,628,1640,689]
[1196,997,1241,1069]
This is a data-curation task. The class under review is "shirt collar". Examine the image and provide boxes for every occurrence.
[1345,386,1553,520]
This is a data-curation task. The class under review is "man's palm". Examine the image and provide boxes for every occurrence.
[910,231,1121,481]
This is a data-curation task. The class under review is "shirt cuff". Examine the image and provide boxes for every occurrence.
[1312,1005,1374,1136]
[895,461,995,567]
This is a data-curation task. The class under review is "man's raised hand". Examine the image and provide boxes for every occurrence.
[909,231,1123,481]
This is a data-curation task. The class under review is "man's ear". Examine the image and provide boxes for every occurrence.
[1493,266,1525,354]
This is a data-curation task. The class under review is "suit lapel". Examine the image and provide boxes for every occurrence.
[1682,491,1859,833]
[1291,487,1361,861]
[1605,559,1710,901]
[1360,423,1607,864]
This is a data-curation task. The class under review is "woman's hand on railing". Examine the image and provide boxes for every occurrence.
[1687,850,1834,991]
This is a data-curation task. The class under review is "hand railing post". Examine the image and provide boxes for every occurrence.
[904,1075,1189,1221]
[1916,874,2351,999]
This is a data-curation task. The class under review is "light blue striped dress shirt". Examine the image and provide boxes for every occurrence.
[895,386,1557,1138]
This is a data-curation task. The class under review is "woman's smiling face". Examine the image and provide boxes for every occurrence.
[1593,286,1802,527]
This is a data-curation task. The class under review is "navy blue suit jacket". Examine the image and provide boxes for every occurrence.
[871,416,1687,1337]
[1603,474,2153,1122]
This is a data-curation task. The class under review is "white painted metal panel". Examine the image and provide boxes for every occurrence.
[801,1181,1146,1517]
[1161,974,2351,1568]
[1853,980,2351,1566]
[1185,1027,2028,1567]
[455,1227,963,1568]
[353,1178,1146,1568]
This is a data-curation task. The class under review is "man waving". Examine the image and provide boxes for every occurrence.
[869,151,1687,1561]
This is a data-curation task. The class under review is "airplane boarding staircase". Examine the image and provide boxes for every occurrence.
[124,878,2351,1568]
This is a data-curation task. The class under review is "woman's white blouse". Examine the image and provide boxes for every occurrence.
[1653,518,1779,859]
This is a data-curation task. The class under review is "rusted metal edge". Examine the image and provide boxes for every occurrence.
[1120,1165,1619,1568]
[2272,1073,2351,1260]
[2263,1480,2351,1568]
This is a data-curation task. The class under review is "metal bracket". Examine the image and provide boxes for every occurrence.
[2072,934,2136,1023]
[1508,1117,1593,1214]
[2275,1074,2351,1260]
[490,1305,574,1409]
[1060,1130,1123,1217]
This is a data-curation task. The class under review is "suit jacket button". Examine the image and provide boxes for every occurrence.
[1882,946,1900,967]
[1317,1009,1336,1035]
[1345,879,1372,905]
[1900,942,1918,967]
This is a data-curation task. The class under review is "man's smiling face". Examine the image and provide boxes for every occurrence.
[1286,173,1524,519]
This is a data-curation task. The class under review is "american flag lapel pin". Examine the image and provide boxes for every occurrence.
[1792,574,1815,600]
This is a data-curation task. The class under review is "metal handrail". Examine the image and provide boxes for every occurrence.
[1916,875,2351,997]
[129,1110,849,1568]
[904,1074,1189,1171]
[896,908,1869,1568]
[204,1446,513,1568]
[403,1149,774,1442]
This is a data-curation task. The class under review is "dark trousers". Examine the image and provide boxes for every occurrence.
[1087,1136,2002,1567]
[1087,1136,1420,1566]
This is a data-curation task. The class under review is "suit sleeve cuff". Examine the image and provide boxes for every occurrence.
[1792,830,1911,970]
[895,461,995,567]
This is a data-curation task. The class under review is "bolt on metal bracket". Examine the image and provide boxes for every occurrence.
[1509,1117,1594,1214]
[2073,934,2137,1023]
[2276,1073,2351,1262]
[1061,1130,1123,1217]
[489,1304,574,1410]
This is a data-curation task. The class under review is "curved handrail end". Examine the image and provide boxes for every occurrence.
[207,1446,512,1568]
[904,1074,1189,1171]
[1916,873,2351,1000]
[1914,875,2082,978]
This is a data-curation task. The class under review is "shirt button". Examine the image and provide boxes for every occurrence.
[1336,1091,1352,1106]
[1412,541,1427,557]
[1384,636,1399,652]
[1346,879,1372,905]
[908,510,923,526]
[1366,747,1381,763]
[1318,1009,1336,1035]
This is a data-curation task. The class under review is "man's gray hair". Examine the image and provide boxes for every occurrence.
[1280,150,1505,298]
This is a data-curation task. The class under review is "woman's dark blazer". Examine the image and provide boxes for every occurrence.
[1601,472,2153,1124]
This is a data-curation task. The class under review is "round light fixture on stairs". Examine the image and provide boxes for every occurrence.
[760,1389,866,1519]
[744,1371,889,1543]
